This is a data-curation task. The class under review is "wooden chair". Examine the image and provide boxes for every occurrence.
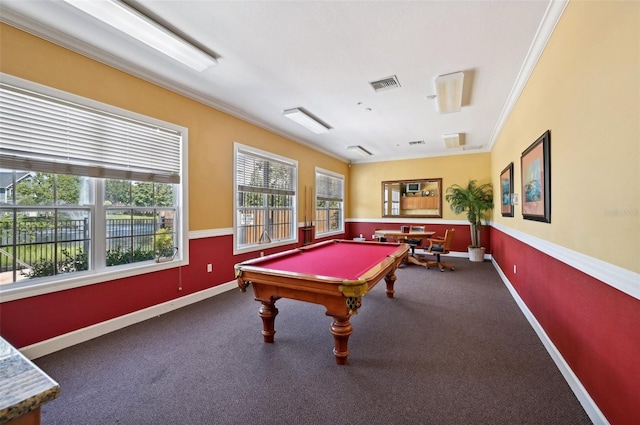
[420,229,455,271]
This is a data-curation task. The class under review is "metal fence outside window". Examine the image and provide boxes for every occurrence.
[0,217,174,276]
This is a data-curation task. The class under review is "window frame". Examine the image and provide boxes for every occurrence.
[0,74,189,302]
[314,167,344,238]
[233,143,298,255]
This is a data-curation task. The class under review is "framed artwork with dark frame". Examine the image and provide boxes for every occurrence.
[521,130,551,222]
[500,162,514,217]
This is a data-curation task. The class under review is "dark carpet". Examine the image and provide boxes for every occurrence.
[34,258,592,425]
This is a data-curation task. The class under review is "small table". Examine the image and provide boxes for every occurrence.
[374,229,435,241]
[235,239,409,365]
[374,229,435,267]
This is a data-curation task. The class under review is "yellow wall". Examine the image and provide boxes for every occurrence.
[0,24,349,231]
[350,153,491,220]
[490,0,639,272]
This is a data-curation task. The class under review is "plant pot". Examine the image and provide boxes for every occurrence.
[468,246,486,262]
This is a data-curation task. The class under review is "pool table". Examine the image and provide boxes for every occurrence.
[235,239,409,365]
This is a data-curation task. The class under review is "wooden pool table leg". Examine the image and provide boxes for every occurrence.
[384,271,397,298]
[330,316,353,365]
[258,299,279,343]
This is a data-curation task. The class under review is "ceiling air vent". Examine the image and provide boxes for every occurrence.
[408,140,425,146]
[369,75,401,92]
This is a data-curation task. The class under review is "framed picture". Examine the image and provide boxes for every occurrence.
[500,162,514,217]
[521,130,551,222]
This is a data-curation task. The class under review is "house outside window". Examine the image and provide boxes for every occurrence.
[0,74,187,297]
[0,171,33,204]
[315,168,344,236]
[234,143,297,254]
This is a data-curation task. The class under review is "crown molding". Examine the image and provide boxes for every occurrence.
[487,0,569,150]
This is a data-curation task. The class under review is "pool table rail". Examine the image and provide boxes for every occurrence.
[235,251,405,299]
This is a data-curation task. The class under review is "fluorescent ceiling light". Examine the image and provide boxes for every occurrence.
[62,0,217,72]
[443,133,464,149]
[463,145,483,151]
[347,145,373,157]
[283,108,330,134]
[435,72,464,114]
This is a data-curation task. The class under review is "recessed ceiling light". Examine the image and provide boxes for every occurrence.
[435,72,464,114]
[62,0,218,71]
[443,133,464,149]
[347,145,373,157]
[283,108,330,134]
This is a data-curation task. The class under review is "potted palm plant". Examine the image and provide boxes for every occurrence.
[445,180,493,262]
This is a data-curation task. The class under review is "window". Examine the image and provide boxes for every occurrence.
[383,185,401,216]
[0,75,187,298]
[103,179,177,267]
[315,168,344,236]
[234,144,297,253]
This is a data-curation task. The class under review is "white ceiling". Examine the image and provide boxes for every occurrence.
[0,0,565,163]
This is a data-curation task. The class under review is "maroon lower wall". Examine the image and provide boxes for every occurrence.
[491,227,640,425]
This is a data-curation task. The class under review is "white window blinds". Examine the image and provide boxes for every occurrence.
[316,171,343,201]
[236,148,296,195]
[0,82,181,183]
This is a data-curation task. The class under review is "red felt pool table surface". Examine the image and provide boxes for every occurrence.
[251,239,404,280]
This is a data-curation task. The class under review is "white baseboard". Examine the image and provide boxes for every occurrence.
[491,259,609,425]
[20,280,238,360]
